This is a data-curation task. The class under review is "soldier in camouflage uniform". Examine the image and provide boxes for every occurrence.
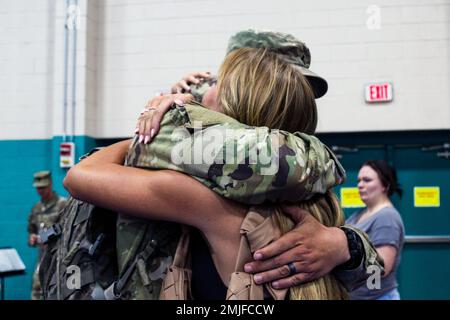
[28,171,67,300]
[132,29,383,293]
[116,102,349,299]
[63,31,383,299]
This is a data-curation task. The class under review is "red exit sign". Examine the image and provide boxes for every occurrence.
[60,143,72,156]
[365,82,393,102]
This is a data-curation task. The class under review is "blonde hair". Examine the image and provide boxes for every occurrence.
[217,48,317,134]
[217,48,347,300]
[273,192,348,300]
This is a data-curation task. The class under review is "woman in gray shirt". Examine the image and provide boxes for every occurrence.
[346,160,405,300]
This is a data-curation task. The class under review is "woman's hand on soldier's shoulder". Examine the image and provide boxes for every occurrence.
[171,71,212,94]
[243,205,350,289]
[135,93,194,144]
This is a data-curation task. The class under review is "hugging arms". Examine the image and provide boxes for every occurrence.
[65,44,383,299]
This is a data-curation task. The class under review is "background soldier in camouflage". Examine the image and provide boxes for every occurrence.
[27,171,66,300]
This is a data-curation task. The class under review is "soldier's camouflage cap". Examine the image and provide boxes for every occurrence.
[226,29,328,99]
[33,171,52,188]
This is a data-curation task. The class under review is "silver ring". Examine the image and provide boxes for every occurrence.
[287,262,297,276]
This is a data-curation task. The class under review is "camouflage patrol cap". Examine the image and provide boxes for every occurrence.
[33,171,52,188]
[226,29,328,99]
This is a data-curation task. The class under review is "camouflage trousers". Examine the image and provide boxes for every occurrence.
[31,263,42,300]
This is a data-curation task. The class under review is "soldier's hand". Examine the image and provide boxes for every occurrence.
[28,234,39,246]
[243,205,350,289]
[171,71,211,94]
[136,93,194,144]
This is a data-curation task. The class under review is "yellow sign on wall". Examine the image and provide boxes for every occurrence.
[414,187,440,207]
[340,187,365,208]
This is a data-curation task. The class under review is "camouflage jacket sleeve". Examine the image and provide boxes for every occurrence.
[333,225,385,291]
[189,78,216,103]
[126,102,346,204]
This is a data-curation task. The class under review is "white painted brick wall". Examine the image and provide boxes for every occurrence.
[94,0,449,136]
[1,0,449,140]
[0,0,55,140]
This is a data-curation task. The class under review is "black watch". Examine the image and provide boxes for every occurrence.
[337,227,364,270]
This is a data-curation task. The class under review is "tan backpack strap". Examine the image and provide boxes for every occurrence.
[226,272,262,300]
[226,210,265,300]
[227,207,288,300]
[159,226,192,300]
[159,265,192,300]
